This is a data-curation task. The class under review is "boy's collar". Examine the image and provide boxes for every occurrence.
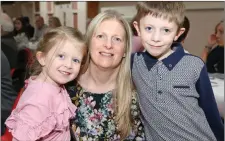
[143,42,185,71]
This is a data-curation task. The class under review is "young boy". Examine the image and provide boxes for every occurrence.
[131,2,224,141]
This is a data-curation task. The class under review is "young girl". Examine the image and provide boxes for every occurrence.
[5,26,87,141]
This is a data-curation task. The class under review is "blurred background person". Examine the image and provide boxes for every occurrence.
[1,51,17,135]
[1,11,18,69]
[23,16,34,39]
[48,16,61,28]
[31,15,48,41]
[201,20,224,74]
[13,17,29,50]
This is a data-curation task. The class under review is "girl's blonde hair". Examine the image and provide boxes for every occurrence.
[29,26,87,76]
[82,10,134,139]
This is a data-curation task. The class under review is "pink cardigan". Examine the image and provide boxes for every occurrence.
[5,77,76,141]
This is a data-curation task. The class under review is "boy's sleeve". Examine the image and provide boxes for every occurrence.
[196,65,224,141]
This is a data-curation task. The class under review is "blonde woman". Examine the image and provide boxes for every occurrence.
[66,10,145,140]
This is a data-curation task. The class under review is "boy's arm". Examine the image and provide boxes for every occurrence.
[196,65,224,141]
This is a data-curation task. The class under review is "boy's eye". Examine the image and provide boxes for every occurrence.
[58,54,65,59]
[73,58,80,63]
[145,27,152,31]
[164,29,170,33]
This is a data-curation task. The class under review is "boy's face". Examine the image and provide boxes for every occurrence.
[134,14,185,60]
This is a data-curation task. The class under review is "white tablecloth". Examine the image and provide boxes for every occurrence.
[209,73,224,118]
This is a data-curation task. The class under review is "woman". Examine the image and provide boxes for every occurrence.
[66,10,145,140]
[13,17,29,50]
[201,20,224,73]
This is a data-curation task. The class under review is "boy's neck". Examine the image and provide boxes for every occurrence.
[158,49,174,61]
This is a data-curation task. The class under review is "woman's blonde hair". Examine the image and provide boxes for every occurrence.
[29,26,87,76]
[82,10,134,139]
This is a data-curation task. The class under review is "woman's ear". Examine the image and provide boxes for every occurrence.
[133,21,141,36]
[174,27,185,41]
[36,51,45,66]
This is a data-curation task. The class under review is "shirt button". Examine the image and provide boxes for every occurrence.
[159,76,162,80]
[169,64,172,68]
[158,90,162,94]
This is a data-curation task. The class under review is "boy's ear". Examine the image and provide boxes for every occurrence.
[133,21,141,36]
[36,51,46,66]
[174,27,185,41]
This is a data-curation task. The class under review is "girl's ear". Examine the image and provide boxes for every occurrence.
[174,27,185,41]
[36,51,46,66]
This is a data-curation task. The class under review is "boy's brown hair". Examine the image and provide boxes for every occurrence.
[135,2,186,28]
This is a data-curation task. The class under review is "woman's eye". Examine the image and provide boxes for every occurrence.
[58,54,65,59]
[73,58,80,63]
[113,37,122,42]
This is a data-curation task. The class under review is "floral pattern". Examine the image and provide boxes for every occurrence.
[66,82,145,141]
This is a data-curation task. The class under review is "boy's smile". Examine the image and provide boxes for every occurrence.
[134,14,185,60]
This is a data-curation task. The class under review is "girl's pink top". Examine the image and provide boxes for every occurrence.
[5,77,77,141]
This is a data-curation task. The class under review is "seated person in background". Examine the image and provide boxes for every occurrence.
[1,11,18,69]
[48,16,62,29]
[1,51,18,135]
[13,17,29,50]
[130,16,145,53]
[201,20,224,74]
[23,16,34,39]
[176,16,190,53]
[31,15,48,41]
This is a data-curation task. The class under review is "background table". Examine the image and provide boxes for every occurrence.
[209,73,224,118]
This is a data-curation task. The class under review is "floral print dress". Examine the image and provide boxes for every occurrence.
[66,82,145,141]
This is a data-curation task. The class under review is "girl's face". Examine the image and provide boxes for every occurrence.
[37,40,85,86]
[14,20,22,31]
[215,22,224,46]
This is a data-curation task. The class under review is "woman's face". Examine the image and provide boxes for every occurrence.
[90,19,126,70]
[215,22,224,46]
[14,20,22,31]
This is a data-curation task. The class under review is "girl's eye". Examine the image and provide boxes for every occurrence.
[58,54,65,59]
[145,27,152,31]
[73,58,80,63]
